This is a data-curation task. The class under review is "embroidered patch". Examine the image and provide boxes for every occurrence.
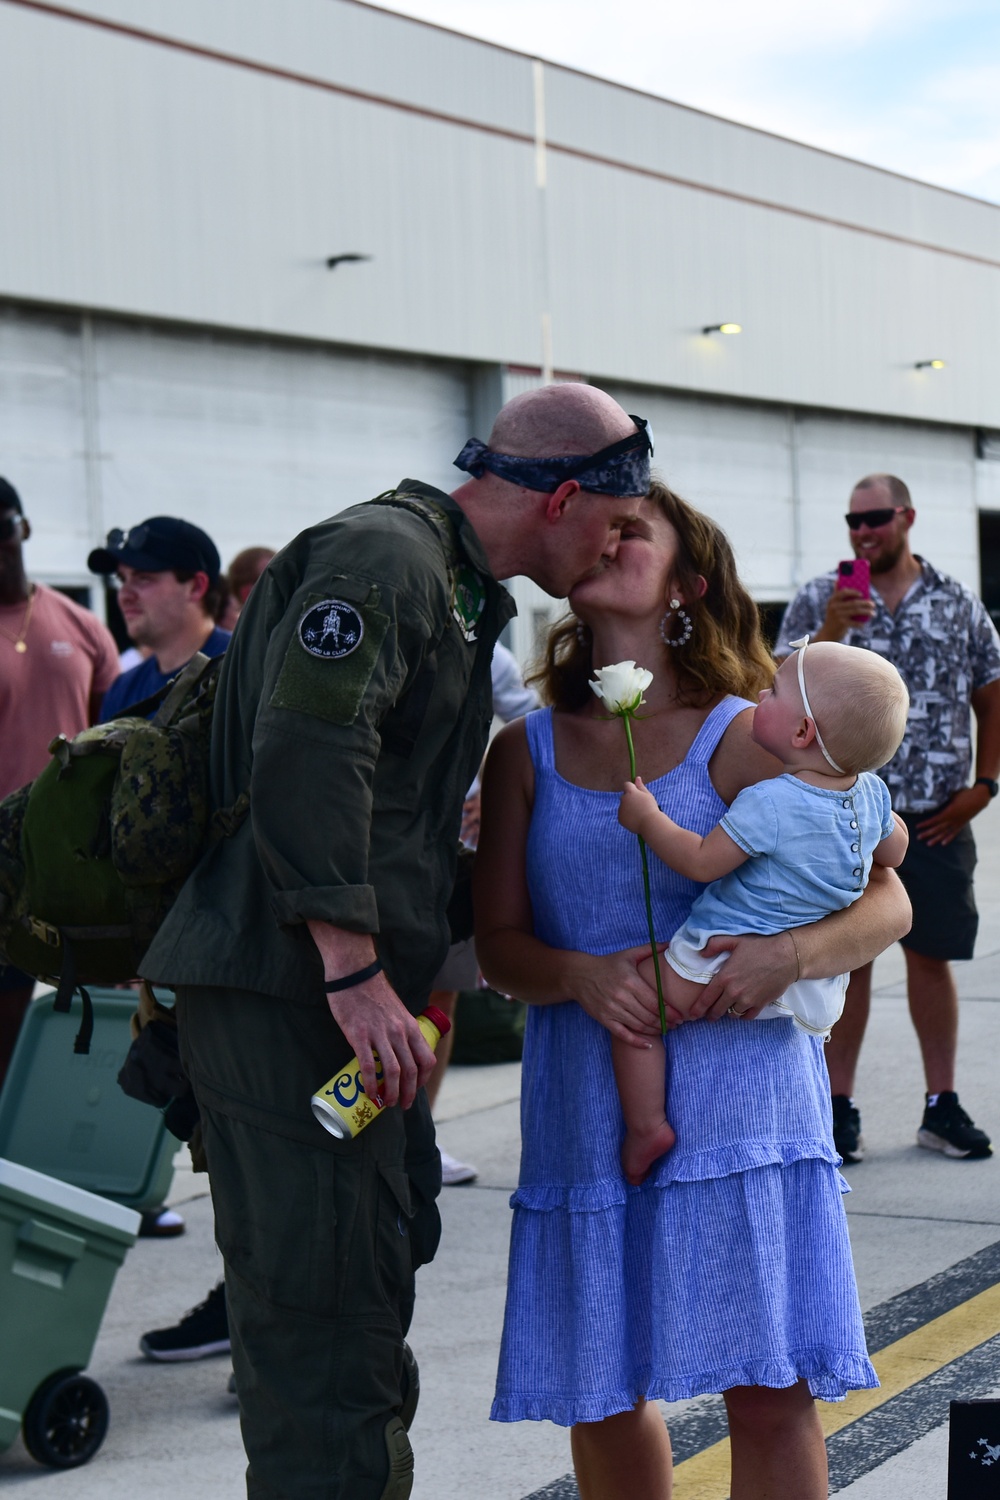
[452,565,486,642]
[298,599,364,659]
[271,586,390,727]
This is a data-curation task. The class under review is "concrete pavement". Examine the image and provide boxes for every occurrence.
[2,804,999,1497]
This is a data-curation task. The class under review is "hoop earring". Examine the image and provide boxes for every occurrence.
[659,598,693,648]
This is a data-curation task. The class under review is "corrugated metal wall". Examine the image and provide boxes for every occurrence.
[601,383,981,595]
[0,304,471,593]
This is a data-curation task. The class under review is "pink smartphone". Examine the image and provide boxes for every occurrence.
[837,557,870,598]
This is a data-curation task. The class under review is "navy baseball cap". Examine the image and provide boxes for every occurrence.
[88,516,221,582]
[0,477,22,515]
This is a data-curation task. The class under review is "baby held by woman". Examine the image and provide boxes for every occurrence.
[615,638,910,1183]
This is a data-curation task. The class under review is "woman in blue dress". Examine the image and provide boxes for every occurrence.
[474,482,910,1500]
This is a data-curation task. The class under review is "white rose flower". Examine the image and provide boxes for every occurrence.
[589,660,653,716]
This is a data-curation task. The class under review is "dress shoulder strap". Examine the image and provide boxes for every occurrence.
[686,695,755,765]
[524,707,555,774]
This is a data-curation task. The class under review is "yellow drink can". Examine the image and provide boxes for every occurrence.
[311,1006,451,1139]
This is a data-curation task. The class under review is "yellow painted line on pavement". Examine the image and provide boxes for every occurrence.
[672,1280,1000,1499]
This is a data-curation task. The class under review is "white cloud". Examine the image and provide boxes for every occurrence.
[374,0,1000,202]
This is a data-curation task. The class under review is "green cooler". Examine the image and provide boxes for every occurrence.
[0,988,176,1211]
[0,1157,138,1466]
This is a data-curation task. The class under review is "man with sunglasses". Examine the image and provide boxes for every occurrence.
[88,516,230,720]
[138,383,653,1500]
[0,476,120,1083]
[777,473,1000,1165]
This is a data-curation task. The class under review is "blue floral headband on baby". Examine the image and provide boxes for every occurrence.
[788,636,844,774]
[453,415,653,498]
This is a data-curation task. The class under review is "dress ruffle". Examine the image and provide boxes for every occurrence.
[495,1157,877,1425]
[512,1138,845,1212]
[492,1353,879,1425]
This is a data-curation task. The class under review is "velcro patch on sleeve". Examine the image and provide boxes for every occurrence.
[270,587,390,726]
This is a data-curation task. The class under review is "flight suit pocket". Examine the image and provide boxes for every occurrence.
[205,1108,399,1319]
[374,1161,415,1309]
[269,583,390,727]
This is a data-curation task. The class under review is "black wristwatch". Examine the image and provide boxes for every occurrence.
[974,777,999,798]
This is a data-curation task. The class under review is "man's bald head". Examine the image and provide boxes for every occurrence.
[451,382,647,595]
[488,383,636,459]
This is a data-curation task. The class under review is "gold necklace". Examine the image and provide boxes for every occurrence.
[0,585,36,654]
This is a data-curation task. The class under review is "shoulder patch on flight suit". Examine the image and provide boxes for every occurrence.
[270,585,390,726]
[298,599,365,659]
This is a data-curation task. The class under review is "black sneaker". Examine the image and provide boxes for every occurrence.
[831,1095,864,1164]
[139,1282,230,1362]
[917,1093,993,1160]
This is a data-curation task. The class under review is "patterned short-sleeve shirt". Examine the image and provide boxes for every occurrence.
[775,558,1000,813]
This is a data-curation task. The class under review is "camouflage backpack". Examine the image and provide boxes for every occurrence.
[0,653,245,1053]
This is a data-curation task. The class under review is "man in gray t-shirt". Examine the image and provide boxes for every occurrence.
[776,473,1000,1166]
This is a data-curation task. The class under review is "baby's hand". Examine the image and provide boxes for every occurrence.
[619,776,659,835]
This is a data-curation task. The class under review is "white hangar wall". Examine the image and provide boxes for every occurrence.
[1,0,999,659]
[0,0,998,427]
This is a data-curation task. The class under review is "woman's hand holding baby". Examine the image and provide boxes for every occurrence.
[565,945,680,1045]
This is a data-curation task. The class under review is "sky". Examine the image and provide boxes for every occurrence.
[369,0,1000,205]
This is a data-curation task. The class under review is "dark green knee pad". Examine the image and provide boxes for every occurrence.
[399,1342,419,1432]
[379,1417,414,1500]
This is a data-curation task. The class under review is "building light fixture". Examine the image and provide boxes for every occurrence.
[702,322,742,335]
[326,253,372,269]
[914,359,946,370]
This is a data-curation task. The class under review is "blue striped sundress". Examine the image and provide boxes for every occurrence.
[491,701,878,1427]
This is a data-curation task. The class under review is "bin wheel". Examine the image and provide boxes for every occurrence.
[22,1371,109,1468]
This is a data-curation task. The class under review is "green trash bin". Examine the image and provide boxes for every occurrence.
[0,989,176,1212]
[0,1156,138,1467]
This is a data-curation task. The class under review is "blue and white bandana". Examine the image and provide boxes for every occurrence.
[453,415,652,498]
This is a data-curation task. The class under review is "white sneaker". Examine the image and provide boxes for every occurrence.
[439,1149,478,1185]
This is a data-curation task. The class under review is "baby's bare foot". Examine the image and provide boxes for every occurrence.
[621,1119,677,1185]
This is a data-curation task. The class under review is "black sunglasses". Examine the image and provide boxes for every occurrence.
[845,506,909,532]
[559,415,655,481]
[105,523,152,551]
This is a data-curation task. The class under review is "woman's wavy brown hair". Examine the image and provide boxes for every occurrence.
[530,479,775,712]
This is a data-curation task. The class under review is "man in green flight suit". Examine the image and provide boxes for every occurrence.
[141,382,655,1500]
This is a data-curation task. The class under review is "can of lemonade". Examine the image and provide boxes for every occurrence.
[310,1005,452,1139]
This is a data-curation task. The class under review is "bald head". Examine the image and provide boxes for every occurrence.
[488,383,636,459]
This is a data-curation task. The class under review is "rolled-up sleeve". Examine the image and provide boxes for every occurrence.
[248,570,438,932]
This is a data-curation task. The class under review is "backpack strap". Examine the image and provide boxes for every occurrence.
[369,490,461,605]
[48,653,223,770]
[49,936,95,1055]
[149,651,219,728]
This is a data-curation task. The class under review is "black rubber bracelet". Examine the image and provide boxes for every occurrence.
[324,959,383,993]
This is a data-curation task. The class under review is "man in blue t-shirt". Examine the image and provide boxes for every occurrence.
[89,516,230,721]
[88,515,230,1245]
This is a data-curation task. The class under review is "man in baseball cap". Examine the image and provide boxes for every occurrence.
[89,516,230,731]
[88,514,231,1239]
